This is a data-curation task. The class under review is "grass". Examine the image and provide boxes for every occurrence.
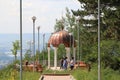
[0,65,120,80]
[0,68,41,80]
[17,71,40,80]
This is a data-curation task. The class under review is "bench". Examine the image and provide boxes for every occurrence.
[74,61,91,71]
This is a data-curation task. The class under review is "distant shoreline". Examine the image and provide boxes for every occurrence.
[0,33,50,70]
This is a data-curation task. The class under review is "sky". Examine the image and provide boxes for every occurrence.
[0,0,80,34]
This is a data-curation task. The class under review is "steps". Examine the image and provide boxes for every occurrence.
[39,74,75,80]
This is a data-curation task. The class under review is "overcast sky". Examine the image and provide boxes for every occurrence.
[0,0,80,34]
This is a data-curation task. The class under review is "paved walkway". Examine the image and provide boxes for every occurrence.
[39,74,75,80]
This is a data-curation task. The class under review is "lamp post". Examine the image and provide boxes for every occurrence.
[32,16,36,72]
[20,0,22,80]
[98,0,101,80]
[37,26,40,63]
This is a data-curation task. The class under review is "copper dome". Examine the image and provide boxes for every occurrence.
[48,30,76,47]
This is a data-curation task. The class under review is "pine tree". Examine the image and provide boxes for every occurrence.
[72,0,120,70]
[72,0,120,40]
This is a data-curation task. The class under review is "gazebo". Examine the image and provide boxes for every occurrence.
[47,30,76,69]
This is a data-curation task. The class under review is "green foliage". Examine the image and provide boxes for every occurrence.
[102,67,120,80]
[0,63,16,80]
[101,40,120,70]
[16,71,40,80]
[73,0,120,40]
[24,50,32,61]
[35,50,40,60]
[70,0,120,71]
[54,3,120,71]
[11,40,20,60]
[54,19,64,32]
[83,40,120,71]
[72,67,120,80]
[54,8,77,38]
[57,44,66,59]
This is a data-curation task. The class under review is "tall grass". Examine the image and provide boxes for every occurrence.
[0,65,120,80]
[16,71,40,80]
[101,68,120,80]
[0,63,41,80]
[72,67,120,80]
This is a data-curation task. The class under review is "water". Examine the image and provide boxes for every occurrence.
[0,55,13,69]
[0,33,50,69]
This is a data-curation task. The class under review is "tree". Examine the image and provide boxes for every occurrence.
[57,44,66,59]
[54,19,64,32]
[101,40,120,70]
[72,0,120,40]
[54,7,91,60]
[24,50,31,61]
[54,7,77,35]
[11,40,20,60]
[72,0,120,70]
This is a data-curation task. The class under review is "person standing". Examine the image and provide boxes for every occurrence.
[63,57,68,70]
[70,57,75,70]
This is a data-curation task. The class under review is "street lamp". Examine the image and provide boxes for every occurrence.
[98,0,101,80]
[32,16,36,72]
[37,26,40,63]
[20,0,22,80]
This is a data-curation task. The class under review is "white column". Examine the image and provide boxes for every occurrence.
[65,47,70,62]
[73,47,76,63]
[47,47,50,69]
[54,47,58,69]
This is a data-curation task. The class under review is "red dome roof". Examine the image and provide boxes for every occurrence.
[48,30,76,47]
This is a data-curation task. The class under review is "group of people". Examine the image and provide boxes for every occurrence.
[60,57,75,70]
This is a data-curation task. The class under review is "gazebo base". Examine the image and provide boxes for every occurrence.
[48,67,62,70]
